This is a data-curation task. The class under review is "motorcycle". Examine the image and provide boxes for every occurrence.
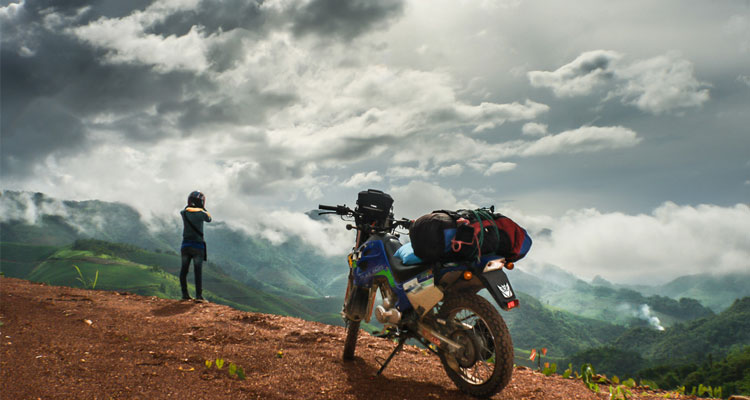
[319,190,522,398]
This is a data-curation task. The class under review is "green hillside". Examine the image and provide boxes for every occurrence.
[614,297,750,365]
[0,240,342,324]
[536,279,714,328]
[502,292,627,358]
[641,272,750,312]
[560,297,750,395]
[0,242,59,277]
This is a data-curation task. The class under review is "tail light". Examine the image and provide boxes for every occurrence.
[504,299,520,310]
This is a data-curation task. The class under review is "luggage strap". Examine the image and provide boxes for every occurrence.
[450,208,500,261]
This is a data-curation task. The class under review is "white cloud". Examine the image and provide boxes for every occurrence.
[390,124,641,179]
[70,0,211,73]
[528,50,622,97]
[483,161,517,175]
[386,166,430,179]
[464,161,516,176]
[342,171,383,188]
[437,164,464,177]
[529,50,710,114]
[739,75,750,87]
[0,191,69,225]
[464,100,550,132]
[522,122,548,137]
[260,210,355,256]
[528,202,750,284]
[615,53,710,114]
[388,180,476,218]
[522,126,641,156]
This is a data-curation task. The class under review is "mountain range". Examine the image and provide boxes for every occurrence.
[1,189,749,388]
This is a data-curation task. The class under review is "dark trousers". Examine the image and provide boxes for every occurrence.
[180,247,204,298]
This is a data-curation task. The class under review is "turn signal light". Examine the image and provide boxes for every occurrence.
[505,262,514,270]
[463,271,473,280]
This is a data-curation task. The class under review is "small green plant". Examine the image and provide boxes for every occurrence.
[204,358,245,380]
[73,265,98,289]
[608,384,633,400]
[581,363,600,393]
[542,362,557,376]
[562,363,574,379]
[640,379,659,390]
[692,384,721,398]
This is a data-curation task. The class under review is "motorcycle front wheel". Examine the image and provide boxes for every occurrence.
[437,293,513,398]
[342,318,360,360]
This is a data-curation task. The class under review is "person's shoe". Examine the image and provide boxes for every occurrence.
[195,296,207,303]
[182,295,192,301]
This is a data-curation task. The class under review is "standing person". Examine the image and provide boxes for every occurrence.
[180,191,211,301]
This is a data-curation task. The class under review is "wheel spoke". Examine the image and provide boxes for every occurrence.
[437,294,513,397]
[449,307,497,385]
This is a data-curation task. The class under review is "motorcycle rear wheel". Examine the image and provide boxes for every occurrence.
[343,318,360,360]
[437,293,513,398]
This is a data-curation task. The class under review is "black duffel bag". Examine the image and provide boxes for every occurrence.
[409,212,456,262]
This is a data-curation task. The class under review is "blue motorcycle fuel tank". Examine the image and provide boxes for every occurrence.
[353,238,423,313]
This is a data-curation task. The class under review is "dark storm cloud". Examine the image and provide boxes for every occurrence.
[1,31,201,175]
[1,0,409,179]
[291,0,404,39]
[149,0,266,37]
[232,158,311,195]
[1,97,88,174]
[0,0,207,176]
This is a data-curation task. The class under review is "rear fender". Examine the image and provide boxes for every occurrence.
[440,269,518,310]
[476,269,518,310]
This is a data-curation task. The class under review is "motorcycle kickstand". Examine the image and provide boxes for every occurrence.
[376,336,406,376]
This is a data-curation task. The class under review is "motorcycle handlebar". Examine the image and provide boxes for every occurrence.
[393,218,412,229]
[318,204,411,230]
[318,204,339,212]
[318,204,353,216]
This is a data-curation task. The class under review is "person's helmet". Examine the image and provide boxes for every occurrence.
[187,191,205,208]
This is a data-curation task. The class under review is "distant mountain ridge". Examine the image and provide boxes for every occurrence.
[0,190,346,298]
[510,262,748,318]
[3,189,747,318]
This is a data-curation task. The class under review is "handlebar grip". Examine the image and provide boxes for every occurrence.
[318,204,338,211]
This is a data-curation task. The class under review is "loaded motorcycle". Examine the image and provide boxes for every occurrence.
[319,189,524,398]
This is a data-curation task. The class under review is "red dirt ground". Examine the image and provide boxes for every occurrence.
[0,277,710,399]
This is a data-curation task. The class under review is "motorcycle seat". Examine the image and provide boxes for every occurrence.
[383,235,433,283]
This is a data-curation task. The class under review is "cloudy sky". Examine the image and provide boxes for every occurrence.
[2,0,749,284]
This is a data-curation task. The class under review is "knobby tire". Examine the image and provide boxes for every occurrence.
[437,293,514,398]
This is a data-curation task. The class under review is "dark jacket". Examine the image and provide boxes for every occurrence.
[181,207,212,243]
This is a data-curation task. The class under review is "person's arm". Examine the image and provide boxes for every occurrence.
[203,209,212,222]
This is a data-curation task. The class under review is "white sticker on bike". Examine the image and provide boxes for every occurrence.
[404,278,419,292]
[497,283,513,298]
